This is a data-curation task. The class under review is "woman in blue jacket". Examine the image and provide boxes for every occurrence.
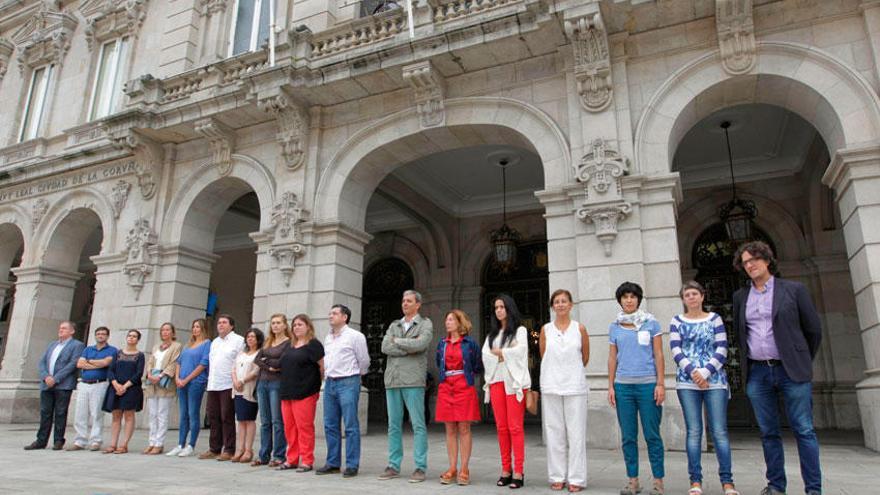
[434,309,483,486]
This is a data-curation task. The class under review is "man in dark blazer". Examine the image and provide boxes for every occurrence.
[24,321,86,450]
[732,241,823,495]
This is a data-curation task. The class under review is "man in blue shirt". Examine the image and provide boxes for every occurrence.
[67,326,116,451]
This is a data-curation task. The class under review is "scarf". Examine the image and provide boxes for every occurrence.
[615,309,656,331]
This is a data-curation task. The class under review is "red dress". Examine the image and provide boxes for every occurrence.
[435,338,481,422]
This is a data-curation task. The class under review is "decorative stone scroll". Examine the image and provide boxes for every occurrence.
[194,117,236,176]
[716,0,756,75]
[402,60,446,128]
[0,38,13,82]
[122,217,157,296]
[199,0,228,16]
[258,91,309,170]
[11,0,78,72]
[110,180,131,218]
[267,192,308,286]
[32,198,49,231]
[576,139,629,201]
[108,130,162,199]
[576,203,632,257]
[564,10,612,113]
[78,0,148,51]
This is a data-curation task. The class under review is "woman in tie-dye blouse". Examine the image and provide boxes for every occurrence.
[669,280,739,495]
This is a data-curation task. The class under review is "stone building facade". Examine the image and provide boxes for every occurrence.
[0,0,878,450]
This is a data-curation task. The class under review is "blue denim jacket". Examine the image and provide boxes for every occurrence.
[435,335,483,386]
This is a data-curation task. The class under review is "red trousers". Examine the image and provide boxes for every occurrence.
[489,382,526,474]
[280,393,318,466]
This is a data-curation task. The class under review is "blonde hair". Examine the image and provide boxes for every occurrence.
[446,309,473,336]
[291,314,316,343]
[265,313,292,348]
[189,318,212,344]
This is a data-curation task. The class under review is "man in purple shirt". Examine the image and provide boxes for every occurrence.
[732,241,823,495]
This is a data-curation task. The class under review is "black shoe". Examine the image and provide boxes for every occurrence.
[315,465,341,475]
[343,468,359,478]
[509,474,525,489]
[497,474,513,486]
[23,441,46,451]
[52,441,64,451]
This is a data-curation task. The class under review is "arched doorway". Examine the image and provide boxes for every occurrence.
[0,223,24,368]
[361,257,414,423]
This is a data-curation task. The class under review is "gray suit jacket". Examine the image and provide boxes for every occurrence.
[38,338,86,391]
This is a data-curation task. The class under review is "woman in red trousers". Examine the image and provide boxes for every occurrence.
[277,314,324,471]
[435,309,483,485]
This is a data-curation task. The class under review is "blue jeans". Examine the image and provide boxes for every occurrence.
[386,387,428,471]
[323,375,362,469]
[746,363,822,493]
[177,380,206,447]
[256,380,286,462]
[677,388,733,485]
[614,382,664,479]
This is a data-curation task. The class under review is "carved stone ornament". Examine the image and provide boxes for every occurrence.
[576,138,629,200]
[122,217,157,295]
[109,131,162,199]
[0,38,13,82]
[267,191,308,286]
[716,0,756,75]
[11,0,78,72]
[79,0,149,51]
[268,244,306,287]
[110,180,132,218]
[576,202,632,257]
[402,60,446,128]
[199,0,229,16]
[194,117,235,176]
[258,92,309,171]
[32,198,49,231]
[564,11,613,113]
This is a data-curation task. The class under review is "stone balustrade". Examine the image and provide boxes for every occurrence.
[309,8,406,58]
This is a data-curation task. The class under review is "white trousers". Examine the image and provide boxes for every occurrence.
[146,396,173,447]
[73,381,109,447]
[542,393,589,487]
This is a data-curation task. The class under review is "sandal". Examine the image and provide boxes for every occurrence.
[649,480,664,495]
[102,445,117,454]
[688,485,703,495]
[723,484,740,495]
[620,479,641,495]
[250,459,265,467]
[113,446,128,454]
[497,474,513,487]
[551,482,566,491]
[277,462,298,470]
[568,485,584,493]
[457,468,470,486]
[509,474,525,489]
[440,468,457,484]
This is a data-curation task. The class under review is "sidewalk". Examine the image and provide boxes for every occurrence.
[0,423,875,494]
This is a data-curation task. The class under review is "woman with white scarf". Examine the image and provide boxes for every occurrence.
[482,294,531,490]
[607,282,666,495]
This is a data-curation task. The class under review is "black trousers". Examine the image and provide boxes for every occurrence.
[206,389,235,454]
[36,389,73,446]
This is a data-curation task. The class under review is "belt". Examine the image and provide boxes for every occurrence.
[80,379,107,384]
[326,374,359,381]
[749,359,783,367]
[444,370,465,377]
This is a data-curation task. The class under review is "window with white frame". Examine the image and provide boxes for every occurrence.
[19,64,54,142]
[89,37,130,121]
[229,0,272,57]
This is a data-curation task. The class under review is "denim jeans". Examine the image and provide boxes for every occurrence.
[386,387,428,471]
[614,382,664,479]
[746,363,822,493]
[677,388,733,485]
[256,380,286,462]
[177,380,206,447]
[323,375,362,469]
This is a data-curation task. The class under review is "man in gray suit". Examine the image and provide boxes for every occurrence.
[24,321,86,450]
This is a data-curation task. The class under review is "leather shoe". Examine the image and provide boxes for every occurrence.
[23,441,46,450]
[52,441,64,451]
[315,465,340,475]
[343,467,358,478]
[216,452,233,461]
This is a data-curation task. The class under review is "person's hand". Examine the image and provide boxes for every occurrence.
[491,348,504,360]
[175,378,185,388]
[654,384,666,405]
[233,379,243,392]
[607,386,616,407]
[44,376,56,388]
[149,374,160,384]
[114,383,125,395]
[691,370,709,389]
[269,367,279,373]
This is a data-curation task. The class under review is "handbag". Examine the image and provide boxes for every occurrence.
[525,389,539,415]
[151,369,171,389]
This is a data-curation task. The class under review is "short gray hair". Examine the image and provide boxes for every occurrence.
[403,290,422,303]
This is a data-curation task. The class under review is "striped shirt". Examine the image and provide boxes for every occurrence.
[669,312,729,390]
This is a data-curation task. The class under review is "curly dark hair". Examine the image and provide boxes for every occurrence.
[733,241,777,274]
[615,281,644,307]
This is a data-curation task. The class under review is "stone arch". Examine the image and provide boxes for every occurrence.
[314,97,571,229]
[635,41,880,175]
[162,154,276,251]
[0,205,28,271]
[33,188,115,269]
[364,232,431,290]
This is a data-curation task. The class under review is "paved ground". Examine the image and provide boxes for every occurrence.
[0,423,876,494]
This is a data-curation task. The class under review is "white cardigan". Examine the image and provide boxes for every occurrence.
[482,326,532,403]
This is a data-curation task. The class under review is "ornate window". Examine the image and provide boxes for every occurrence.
[19,65,54,142]
[88,37,130,120]
[229,0,272,56]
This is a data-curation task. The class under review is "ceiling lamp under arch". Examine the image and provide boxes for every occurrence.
[717,120,758,245]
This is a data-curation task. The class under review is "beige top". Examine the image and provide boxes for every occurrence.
[143,341,182,398]
[232,350,259,402]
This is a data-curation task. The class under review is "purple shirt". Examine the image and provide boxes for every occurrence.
[746,276,780,360]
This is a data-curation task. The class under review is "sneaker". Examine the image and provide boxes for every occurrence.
[65,444,85,451]
[178,445,194,457]
[88,444,101,452]
[378,466,400,480]
[166,445,183,457]
[759,488,786,495]
[408,469,426,483]
[198,450,218,460]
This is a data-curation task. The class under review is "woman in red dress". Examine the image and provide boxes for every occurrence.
[435,309,483,486]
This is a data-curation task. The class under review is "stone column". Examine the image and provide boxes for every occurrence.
[0,281,13,368]
[823,144,880,451]
[862,0,880,86]
[0,266,80,422]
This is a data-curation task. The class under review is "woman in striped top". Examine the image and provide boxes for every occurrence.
[669,280,738,495]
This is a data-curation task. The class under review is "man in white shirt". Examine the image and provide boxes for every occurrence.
[316,304,370,478]
[199,314,244,461]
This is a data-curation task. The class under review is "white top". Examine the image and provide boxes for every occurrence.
[323,325,370,379]
[482,326,531,403]
[207,332,245,391]
[232,351,258,401]
[540,320,589,396]
[152,347,168,371]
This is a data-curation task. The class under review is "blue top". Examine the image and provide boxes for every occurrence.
[80,344,118,381]
[435,335,483,386]
[177,341,211,386]
[609,319,662,381]
[669,313,729,390]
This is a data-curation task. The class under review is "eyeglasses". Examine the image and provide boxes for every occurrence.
[741,257,764,266]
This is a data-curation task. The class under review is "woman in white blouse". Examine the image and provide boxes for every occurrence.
[231,328,262,463]
[539,289,591,492]
[482,294,531,490]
